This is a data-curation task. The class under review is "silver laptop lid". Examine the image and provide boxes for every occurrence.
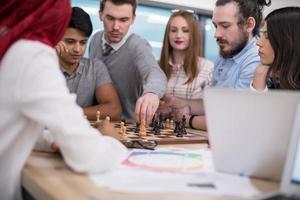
[281,103,300,195]
[204,88,300,181]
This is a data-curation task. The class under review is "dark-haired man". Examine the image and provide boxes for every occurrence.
[89,0,167,123]
[212,0,271,88]
[56,7,121,120]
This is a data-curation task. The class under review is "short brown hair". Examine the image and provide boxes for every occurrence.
[100,0,137,15]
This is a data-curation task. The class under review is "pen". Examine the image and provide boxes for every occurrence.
[187,182,216,189]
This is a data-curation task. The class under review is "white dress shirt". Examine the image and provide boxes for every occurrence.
[0,40,127,200]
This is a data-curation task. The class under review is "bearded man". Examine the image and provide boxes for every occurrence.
[212,0,271,88]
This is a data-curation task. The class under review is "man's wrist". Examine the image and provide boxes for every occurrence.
[143,91,160,98]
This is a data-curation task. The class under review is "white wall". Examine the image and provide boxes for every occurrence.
[139,0,216,15]
[264,0,300,16]
[140,0,300,16]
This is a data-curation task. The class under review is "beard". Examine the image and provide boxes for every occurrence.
[217,30,249,59]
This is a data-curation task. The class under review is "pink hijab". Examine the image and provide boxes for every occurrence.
[0,0,71,59]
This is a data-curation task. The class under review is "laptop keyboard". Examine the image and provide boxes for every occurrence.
[262,194,300,200]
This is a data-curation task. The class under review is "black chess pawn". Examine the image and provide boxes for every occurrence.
[158,119,164,129]
[152,119,158,131]
[151,119,160,135]
[176,133,184,137]
[154,125,161,135]
[181,116,187,135]
[181,123,187,135]
[174,121,180,133]
[149,115,156,127]
[157,113,163,129]
[182,115,186,126]
[176,123,186,137]
[176,128,184,137]
[134,122,140,133]
[152,119,159,131]
[181,126,187,135]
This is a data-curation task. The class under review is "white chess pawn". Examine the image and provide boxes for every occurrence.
[139,120,147,137]
[165,119,170,129]
[96,110,101,122]
[119,121,125,135]
[121,126,127,140]
[170,120,174,129]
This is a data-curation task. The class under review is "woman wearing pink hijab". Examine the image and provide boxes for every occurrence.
[0,1,127,199]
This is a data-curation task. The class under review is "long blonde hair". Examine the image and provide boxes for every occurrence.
[159,10,202,84]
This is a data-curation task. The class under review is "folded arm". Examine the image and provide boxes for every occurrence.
[84,83,122,121]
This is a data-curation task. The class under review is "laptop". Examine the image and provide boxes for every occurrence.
[204,88,300,181]
[260,103,300,200]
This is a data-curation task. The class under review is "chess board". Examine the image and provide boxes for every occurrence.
[114,121,208,145]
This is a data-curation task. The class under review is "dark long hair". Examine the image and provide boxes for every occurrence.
[159,10,201,84]
[216,0,271,36]
[266,7,300,89]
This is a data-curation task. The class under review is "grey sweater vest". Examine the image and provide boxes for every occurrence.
[89,31,167,120]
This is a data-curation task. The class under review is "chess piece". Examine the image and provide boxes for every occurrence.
[182,115,186,126]
[149,114,156,127]
[94,110,101,128]
[121,119,126,126]
[152,119,158,131]
[158,113,164,129]
[182,126,187,135]
[153,124,161,135]
[121,126,128,140]
[119,121,125,135]
[181,115,187,135]
[174,121,180,133]
[170,120,174,129]
[176,130,184,137]
[139,120,147,137]
[96,110,101,122]
[134,122,140,133]
[165,119,170,129]
[176,122,186,137]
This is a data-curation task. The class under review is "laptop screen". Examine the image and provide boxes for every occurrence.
[291,132,300,184]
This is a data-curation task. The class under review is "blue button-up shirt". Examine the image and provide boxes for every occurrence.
[212,37,260,89]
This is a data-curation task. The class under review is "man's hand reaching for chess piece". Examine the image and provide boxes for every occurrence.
[135,93,160,125]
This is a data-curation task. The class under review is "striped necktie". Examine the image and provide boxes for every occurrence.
[102,43,113,56]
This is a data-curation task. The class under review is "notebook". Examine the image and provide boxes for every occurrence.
[260,103,300,200]
[204,88,300,181]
